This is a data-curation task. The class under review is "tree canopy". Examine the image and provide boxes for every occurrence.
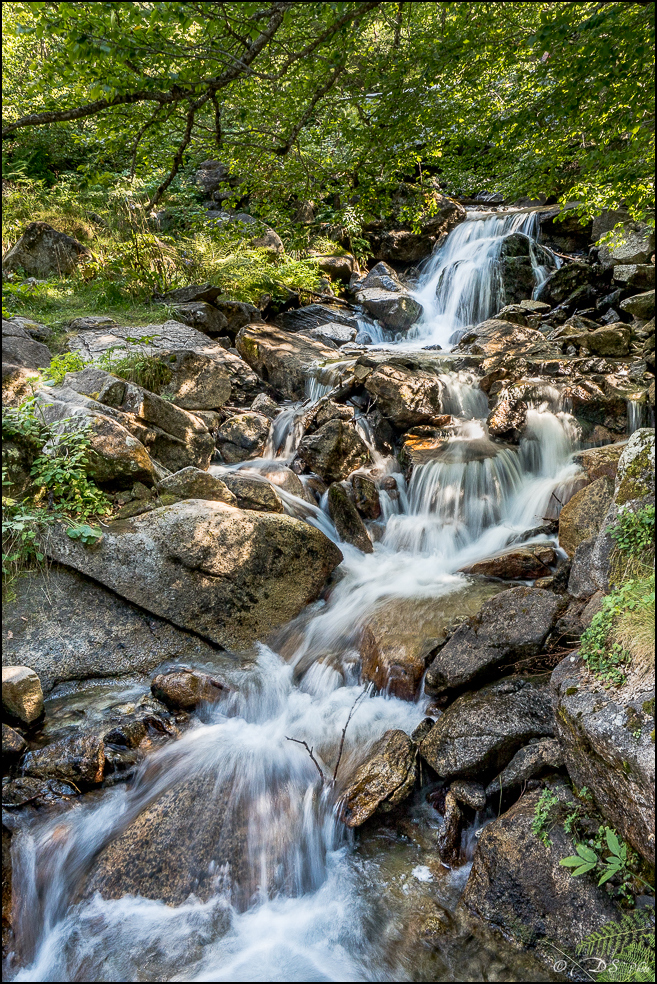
[2,1,655,223]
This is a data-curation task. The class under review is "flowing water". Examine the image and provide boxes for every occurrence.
[7,213,588,982]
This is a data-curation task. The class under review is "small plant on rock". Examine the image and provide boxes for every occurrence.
[531,788,559,846]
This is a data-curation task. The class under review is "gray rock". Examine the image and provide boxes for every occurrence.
[425,588,562,696]
[2,666,44,725]
[250,393,281,420]
[339,729,417,827]
[355,286,422,331]
[327,483,373,553]
[297,419,370,483]
[299,322,358,346]
[580,324,632,357]
[460,785,618,960]
[485,738,564,796]
[597,221,655,268]
[558,476,614,558]
[236,322,337,399]
[552,655,655,864]
[494,304,530,327]
[457,319,557,360]
[449,779,486,811]
[41,500,342,649]
[2,222,92,278]
[250,227,284,254]
[216,412,269,463]
[3,723,27,758]
[419,675,555,780]
[275,304,359,334]
[160,283,223,305]
[363,364,445,428]
[620,289,655,321]
[2,565,223,693]
[459,544,556,580]
[311,253,356,283]
[219,473,284,513]
[351,474,381,519]
[437,791,463,864]
[612,264,655,290]
[2,318,52,372]
[156,466,237,504]
[171,301,229,335]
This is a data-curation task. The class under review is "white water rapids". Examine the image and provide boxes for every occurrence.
[7,213,591,982]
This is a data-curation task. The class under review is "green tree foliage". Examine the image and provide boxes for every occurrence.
[2,2,654,223]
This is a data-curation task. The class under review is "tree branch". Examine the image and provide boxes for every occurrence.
[275,61,346,155]
[286,736,327,782]
[332,690,367,783]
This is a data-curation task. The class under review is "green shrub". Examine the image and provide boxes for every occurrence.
[41,351,88,386]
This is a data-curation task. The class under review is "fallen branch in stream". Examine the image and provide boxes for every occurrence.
[286,690,368,786]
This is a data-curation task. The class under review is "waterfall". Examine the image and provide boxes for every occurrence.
[409,210,559,350]
[7,211,584,984]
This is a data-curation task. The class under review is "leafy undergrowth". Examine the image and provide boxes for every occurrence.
[2,396,110,597]
[579,505,655,686]
[2,175,325,327]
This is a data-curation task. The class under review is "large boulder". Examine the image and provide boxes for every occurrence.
[558,476,614,558]
[339,730,417,827]
[580,324,632,357]
[69,321,259,408]
[274,304,359,334]
[573,442,627,483]
[296,419,370,482]
[485,738,564,796]
[360,584,510,702]
[2,565,224,692]
[419,675,555,780]
[552,655,655,864]
[156,466,236,504]
[620,289,655,321]
[236,322,337,399]
[41,500,342,649]
[460,785,618,959]
[363,364,445,428]
[299,322,358,347]
[309,252,357,283]
[612,264,655,290]
[425,588,562,697]
[535,260,597,307]
[2,222,92,278]
[459,544,556,580]
[364,195,466,262]
[170,300,229,336]
[327,483,373,553]
[486,399,528,443]
[219,472,284,513]
[151,668,228,711]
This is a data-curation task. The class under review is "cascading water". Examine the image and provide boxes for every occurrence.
[6,212,582,984]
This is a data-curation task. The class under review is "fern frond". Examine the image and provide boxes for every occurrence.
[577,911,654,959]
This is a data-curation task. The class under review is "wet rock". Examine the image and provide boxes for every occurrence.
[410,718,435,744]
[2,565,224,692]
[2,724,27,759]
[498,234,556,305]
[597,221,655,268]
[558,476,614,558]
[156,466,237,504]
[339,729,417,827]
[327,483,373,553]
[580,323,632,357]
[22,733,105,786]
[274,303,358,334]
[83,772,249,905]
[351,474,381,519]
[573,442,628,482]
[419,675,555,780]
[297,419,370,483]
[355,286,422,331]
[460,785,618,959]
[2,666,44,725]
[620,289,655,321]
[220,473,285,513]
[250,393,281,419]
[236,322,337,399]
[552,655,655,864]
[535,261,596,307]
[486,399,528,443]
[459,544,556,580]
[365,197,465,263]
[216,412,269,463]
[362,585,511,702]
[2,776,81,808]
[564,378,627,433]
[437,791,463,864]
[151,669,229,711]
[364,364,445,428]
[299,322,358,346]
[310,400,355,431]
[2,222,91,278]
[425,588,562,696]
[457,320,556,360]
[485,738,564,796]
[450,779,486,811]
[42,500,342,649]
[171,301,229,336]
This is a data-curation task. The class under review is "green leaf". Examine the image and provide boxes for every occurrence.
[575,844,598,864]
